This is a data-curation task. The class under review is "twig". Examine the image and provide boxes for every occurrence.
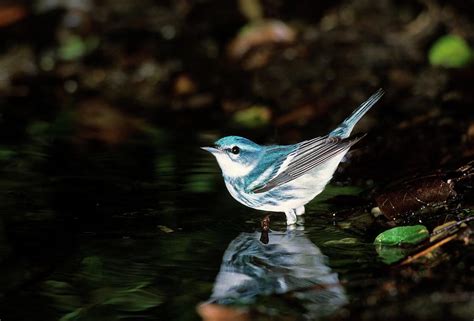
[399,234,458,266]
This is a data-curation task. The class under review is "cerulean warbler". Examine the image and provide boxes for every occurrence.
[202,89,384,225]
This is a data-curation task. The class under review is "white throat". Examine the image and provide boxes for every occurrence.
[213,153,254,178]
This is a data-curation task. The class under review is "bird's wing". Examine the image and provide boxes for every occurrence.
[251,134,364,193]
[243,144,297,193]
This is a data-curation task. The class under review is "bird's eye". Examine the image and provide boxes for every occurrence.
[231,146,240,155]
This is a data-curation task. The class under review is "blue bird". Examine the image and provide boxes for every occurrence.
[202,89,384,225]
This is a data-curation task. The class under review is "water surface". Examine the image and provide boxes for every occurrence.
[0,131,469,321]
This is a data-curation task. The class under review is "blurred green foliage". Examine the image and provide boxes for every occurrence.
[429,35,473,68]
[58,35,100,61]
[232,105,271,128]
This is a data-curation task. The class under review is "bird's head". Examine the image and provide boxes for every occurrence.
[201,136,263,178]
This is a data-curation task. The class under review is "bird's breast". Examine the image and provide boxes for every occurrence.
[223,176,264,208]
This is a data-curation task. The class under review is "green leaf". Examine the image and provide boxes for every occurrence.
[374,225,429,246]
[429,35,473,68]
[233,105,271,128]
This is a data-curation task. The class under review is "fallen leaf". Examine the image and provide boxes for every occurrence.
[374,225,429,246]
[375,175,456,220]
[227,20,296,60]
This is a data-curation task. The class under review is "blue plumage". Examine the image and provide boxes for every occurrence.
[202,89,384,224]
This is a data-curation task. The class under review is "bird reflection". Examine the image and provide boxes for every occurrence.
[208,227,347,319]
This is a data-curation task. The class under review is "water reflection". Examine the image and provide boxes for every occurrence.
[206,227,347,319]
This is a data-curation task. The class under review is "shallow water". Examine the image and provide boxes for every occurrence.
[0,132,470,321]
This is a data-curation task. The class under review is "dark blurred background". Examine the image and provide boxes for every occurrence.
[0,0,474,148]
[1,0,474,163]
[0,0,473,154]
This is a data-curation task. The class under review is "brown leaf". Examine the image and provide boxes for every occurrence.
[227,20,296,60]
[375,175,456,220]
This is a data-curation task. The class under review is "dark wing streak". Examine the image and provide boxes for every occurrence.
[294,135,328,155]
[277,136,330,175]
[284,136,339,174]
[291,144,349,176]
[289,136,350,176]
[259,136,330,185]
[252,134,364,193]
[254,145,347,192]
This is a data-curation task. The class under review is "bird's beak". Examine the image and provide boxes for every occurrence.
[200,146,220,154]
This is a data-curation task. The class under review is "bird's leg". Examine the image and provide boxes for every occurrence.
[260,214,271,244]
[261,214,271,231]
[295,206,305,216]
[285,209,297,225]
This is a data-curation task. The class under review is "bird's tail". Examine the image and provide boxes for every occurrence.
[330,88,384,138]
